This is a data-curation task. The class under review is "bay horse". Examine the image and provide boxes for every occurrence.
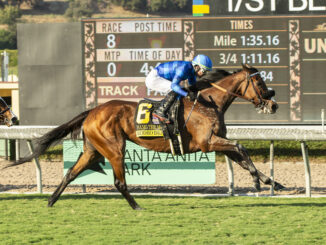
[6,64,284,210]
[0,97,17,127]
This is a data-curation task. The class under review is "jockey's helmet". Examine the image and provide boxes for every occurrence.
[192,54,213,73]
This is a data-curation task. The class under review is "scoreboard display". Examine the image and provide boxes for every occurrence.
[82,16,326,124]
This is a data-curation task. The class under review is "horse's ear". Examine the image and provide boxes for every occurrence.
[241,63,251,71]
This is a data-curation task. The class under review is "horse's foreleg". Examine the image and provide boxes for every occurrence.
[255,169,285,191]
[206,138,261,191]
[222,144,261,191]
[48,149,101,207]
[222,143,284,191]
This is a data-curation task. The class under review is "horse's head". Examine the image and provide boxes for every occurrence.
[239,64,278,114]
[0,97,17,127]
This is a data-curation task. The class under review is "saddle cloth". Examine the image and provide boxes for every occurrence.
[134,99,183,155]
[134,100,163,137]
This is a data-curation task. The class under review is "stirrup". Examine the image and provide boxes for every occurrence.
[152,112,171,124]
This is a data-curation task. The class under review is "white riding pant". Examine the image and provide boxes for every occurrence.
[145,69,172,94]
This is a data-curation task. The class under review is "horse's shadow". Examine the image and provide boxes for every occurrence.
[1,193,326,208]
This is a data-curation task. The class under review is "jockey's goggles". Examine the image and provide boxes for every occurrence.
[200,66,207,74]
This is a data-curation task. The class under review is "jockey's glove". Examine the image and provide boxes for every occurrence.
[188,90,198,101]
[188,85,198,92]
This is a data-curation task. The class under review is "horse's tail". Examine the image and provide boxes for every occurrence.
[4,110,91,168]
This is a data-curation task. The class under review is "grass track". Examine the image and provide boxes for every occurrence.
[1,195,326,244]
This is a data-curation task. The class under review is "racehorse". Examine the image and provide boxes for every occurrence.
[0,97,17,127]
[6,64,284,210]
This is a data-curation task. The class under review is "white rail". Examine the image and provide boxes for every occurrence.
[226,125,325,197]
[0,125,325,196]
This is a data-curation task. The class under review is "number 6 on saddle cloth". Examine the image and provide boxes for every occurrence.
[134,98,183,156]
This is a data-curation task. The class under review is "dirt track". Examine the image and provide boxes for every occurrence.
[1,159,326,195]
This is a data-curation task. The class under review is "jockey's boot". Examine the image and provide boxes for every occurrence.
[153,91,178,124]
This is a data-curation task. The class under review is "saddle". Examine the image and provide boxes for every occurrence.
[134,98,184,155]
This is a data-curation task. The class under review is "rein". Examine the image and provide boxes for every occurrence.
[209,71,264,107]
[183,91,201,128]
[184,71,266,128]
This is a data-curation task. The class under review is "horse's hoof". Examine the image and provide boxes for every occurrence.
[134,206,143,211]
[48,199,54,207]
[274,182,286,191]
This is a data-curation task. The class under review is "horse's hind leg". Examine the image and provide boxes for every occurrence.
[48,143,102,207]
[111,160,142,210]
[86,134,141,210]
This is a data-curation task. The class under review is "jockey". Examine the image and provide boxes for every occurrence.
[145,54,213,123]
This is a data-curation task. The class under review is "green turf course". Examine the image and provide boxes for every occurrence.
[0,194,325,244]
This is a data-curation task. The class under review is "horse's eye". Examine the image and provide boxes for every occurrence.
[256,78,264,86]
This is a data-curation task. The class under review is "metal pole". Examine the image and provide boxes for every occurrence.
[270,140,274,196]
[27,140,43,194]
[15,139,20,161]
[300,141,311,197]
[2,50,9,81]
[82,184,87,193]
[225,155,234,196]
[5,139,8,160]
[322,109,325,134]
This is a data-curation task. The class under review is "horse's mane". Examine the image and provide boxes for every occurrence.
[194,66,259,91]
[195,69,233,90]
[248,67,259,73]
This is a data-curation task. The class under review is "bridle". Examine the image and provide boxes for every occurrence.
[185,71,270,127]
[209,71,267,108]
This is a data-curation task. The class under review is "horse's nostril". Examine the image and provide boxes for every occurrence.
[12,117,18,124]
